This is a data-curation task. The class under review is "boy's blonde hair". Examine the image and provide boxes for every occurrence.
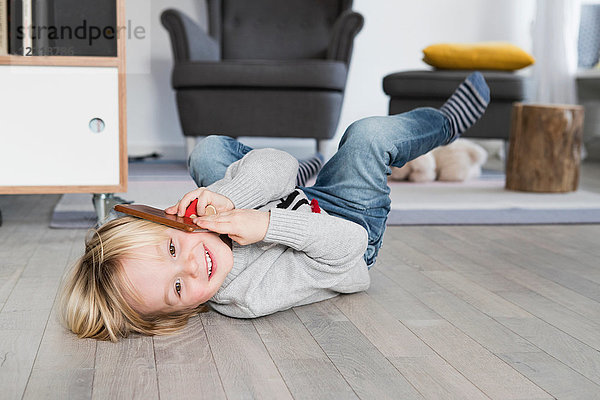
[59,216,207,342]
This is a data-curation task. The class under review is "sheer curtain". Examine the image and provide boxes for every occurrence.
[532,0,581,104]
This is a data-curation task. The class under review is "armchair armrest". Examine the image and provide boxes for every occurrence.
[326,10,364,64]
[161,9,220,63]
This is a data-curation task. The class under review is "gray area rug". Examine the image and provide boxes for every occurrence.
[386,169,600,225]
[51,164,600,228]
[387,208,600,225]
[50,210,98,229]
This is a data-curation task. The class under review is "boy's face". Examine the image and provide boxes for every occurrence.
[121,228,234,314]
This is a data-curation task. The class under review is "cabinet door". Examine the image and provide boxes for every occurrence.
[0,65,120,189]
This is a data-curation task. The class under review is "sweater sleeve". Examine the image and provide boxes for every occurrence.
[263,208,368,271]
[207,149,298,209]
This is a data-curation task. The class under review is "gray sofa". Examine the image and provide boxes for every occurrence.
[161,0,364,154]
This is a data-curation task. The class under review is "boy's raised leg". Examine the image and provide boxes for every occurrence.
[302,72,489,266]
[440,71,491,142]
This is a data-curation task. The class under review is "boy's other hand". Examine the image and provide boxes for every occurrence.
[165,188,234,217]
[192,209,270,246]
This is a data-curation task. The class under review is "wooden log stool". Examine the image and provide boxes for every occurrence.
[505,103,584,192]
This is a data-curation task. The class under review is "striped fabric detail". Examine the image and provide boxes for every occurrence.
[440,80,488,139]
[296,155,324,186]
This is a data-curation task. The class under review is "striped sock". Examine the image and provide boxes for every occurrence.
[296,153,324,186]
[440,71,490,142]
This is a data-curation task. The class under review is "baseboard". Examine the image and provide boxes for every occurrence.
[128,144,187,161]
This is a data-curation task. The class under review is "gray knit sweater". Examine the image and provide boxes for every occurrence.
[206,148,370,318]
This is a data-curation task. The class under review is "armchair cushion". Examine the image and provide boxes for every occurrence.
[172,60,348,91]
[161,9,220,62]
[217,0,349,60]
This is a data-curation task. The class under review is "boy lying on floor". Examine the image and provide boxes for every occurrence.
[60,73,489,341]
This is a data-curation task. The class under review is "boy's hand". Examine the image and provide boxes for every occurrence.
[192,209,270,246]
[165,188,234,217]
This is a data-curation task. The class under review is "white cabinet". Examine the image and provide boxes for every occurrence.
[0,65,121,188]
[0,0,126,197]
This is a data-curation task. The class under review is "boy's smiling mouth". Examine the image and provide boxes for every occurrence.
[205,246,214,280]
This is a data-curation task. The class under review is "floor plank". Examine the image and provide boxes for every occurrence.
[253,309,359,400]
[153,315,226,400]
[412,231,600,351]
[509,225,600,266]
[403,319,552,400]
[294,301,424,400]
[497,351,600,400]
[93,335,159,399]
[420,270,532,319]
[23,230,95,400]
[388,356,489,400]
[379,261,538,355]
[496,316,600,386]
[0,195,58,310]
[23,308,96,400]
[384,226,521,293]
[0,228,78,399]
[200,311,294,399]
[488,226,600,285]
[366,269,442,324]
[496,290,600,351]
[333,292,489,400]
[434,225,600,322]
[461,227,600,302]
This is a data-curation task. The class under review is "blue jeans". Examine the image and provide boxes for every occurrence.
[188,108,452,268]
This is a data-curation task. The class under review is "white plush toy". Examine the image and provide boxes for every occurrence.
[390,138,488,182]
[389,152,436,182]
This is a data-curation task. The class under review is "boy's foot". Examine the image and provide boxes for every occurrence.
[296,153,324,186]
[440,71,490,142]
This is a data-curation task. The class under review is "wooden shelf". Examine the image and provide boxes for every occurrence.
[0,55,120,67]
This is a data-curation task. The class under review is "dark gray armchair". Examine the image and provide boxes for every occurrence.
[161,0,364,154]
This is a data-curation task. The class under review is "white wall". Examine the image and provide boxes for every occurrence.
[126,0,207,160]
[125,0,535,160]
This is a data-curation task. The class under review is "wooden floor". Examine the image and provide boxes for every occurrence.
[1,163,600,400]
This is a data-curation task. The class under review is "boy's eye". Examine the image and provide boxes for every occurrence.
[175,279,182,296]
[169,239,176,257]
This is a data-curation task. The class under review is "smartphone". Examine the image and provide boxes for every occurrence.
[114,204,209,233]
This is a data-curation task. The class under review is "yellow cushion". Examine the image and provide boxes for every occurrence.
[422,42,535,71]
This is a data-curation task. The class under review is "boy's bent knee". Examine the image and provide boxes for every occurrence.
[188,135,232,186]
[341,117,394,149]
[189,136,230,163]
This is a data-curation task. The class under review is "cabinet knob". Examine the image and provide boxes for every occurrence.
[89,118,106,133]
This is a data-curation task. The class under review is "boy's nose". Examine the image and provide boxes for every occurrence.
[184,247,203,278]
